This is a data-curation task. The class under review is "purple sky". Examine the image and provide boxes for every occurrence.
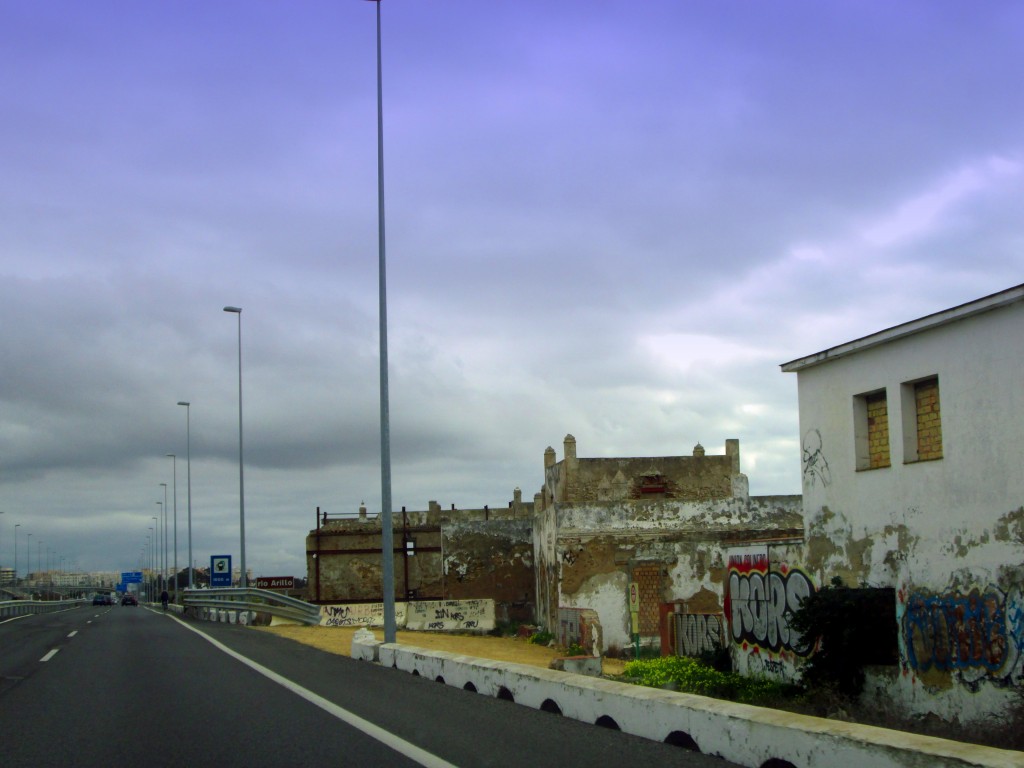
[2,1,1022,578]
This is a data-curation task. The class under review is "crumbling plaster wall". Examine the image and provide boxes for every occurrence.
[442,519,535,612]
[541,496,803,651]
[541,436,744,506]
[791,300,1024,722]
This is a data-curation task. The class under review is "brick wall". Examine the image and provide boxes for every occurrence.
[633,563,662,635]
[866,391,891,468]
[915,379,943,460]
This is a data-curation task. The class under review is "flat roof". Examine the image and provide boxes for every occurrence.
[780,283,1024,373]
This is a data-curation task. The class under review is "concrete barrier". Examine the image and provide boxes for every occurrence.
[320,598,494,631]
[353,637,1020,768]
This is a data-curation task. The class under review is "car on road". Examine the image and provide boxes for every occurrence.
[92,593,113,606]
[121,594,138,606]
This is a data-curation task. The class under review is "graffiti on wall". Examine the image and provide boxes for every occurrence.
[727,553,814,655]
[320,599,494,631]
[801,429,832,488]
[902,586,1023,689]
[320,602,407,627]
[673,613,725,657]
[406,599,495,632]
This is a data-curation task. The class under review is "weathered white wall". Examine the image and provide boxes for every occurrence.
[791,297,1024,722]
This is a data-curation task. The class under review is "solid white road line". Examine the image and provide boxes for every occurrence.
[40,648,60,662]
[171,615,457,768]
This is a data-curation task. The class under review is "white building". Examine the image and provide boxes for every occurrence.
[780,284,1024,722]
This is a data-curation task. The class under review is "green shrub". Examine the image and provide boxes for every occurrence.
[623,655,798,705]
[528,630,553,645]
[564,642,589,656]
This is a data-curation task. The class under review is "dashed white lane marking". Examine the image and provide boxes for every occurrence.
[40,648,60,662]
[171,615,456,768]
[67,631,78,638]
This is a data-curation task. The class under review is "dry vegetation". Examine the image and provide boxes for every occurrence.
[253,623,627,675]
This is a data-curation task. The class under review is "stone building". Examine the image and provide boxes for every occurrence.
[779,283,1024,723]
[533,434,803,653]
[306,493,535,623]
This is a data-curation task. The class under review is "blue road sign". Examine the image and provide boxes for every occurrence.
[210,555,232,587]
[122,571,143,583]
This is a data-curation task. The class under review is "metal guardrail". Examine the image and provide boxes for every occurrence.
[0,598,87,620]
[182,587,320,625]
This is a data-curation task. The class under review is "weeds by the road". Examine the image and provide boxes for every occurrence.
[621,655,799,706]
[614,654,1024,752]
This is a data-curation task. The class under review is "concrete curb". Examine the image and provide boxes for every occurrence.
[353,637,1021,768]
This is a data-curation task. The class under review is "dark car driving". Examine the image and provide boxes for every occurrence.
[121,593,138,606]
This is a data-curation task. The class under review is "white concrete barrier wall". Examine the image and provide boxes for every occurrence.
[365,641,1019,768]
[320,599,495,632]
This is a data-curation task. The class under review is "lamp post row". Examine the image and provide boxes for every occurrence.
[164,305,244,596]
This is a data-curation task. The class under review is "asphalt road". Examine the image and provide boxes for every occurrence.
[0,604,740,767]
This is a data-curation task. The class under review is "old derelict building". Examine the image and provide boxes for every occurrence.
[533,434,803,653]
[306,494,536,624]
[780,283,1024,722]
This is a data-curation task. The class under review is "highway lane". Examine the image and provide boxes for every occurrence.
[0,603,97,697]
[0,607,739,767]
[0,606,425,767]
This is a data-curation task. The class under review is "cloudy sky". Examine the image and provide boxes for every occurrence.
[2,1,1022,580]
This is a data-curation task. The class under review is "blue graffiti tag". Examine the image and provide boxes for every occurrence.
[904,589,1008,673]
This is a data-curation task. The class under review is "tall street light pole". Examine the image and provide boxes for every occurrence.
[367,0,396,645]
[223,306,247,589]
[167,454,178,596]
[14,524,20,584]
[160,483,168,588]
[151,518,158,596]
[177,401,193,589]
[155,503,163,590]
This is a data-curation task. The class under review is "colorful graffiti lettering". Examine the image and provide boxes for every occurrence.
[727,562,814,655]
[674,613,724,657]
[903,588,1011,674]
